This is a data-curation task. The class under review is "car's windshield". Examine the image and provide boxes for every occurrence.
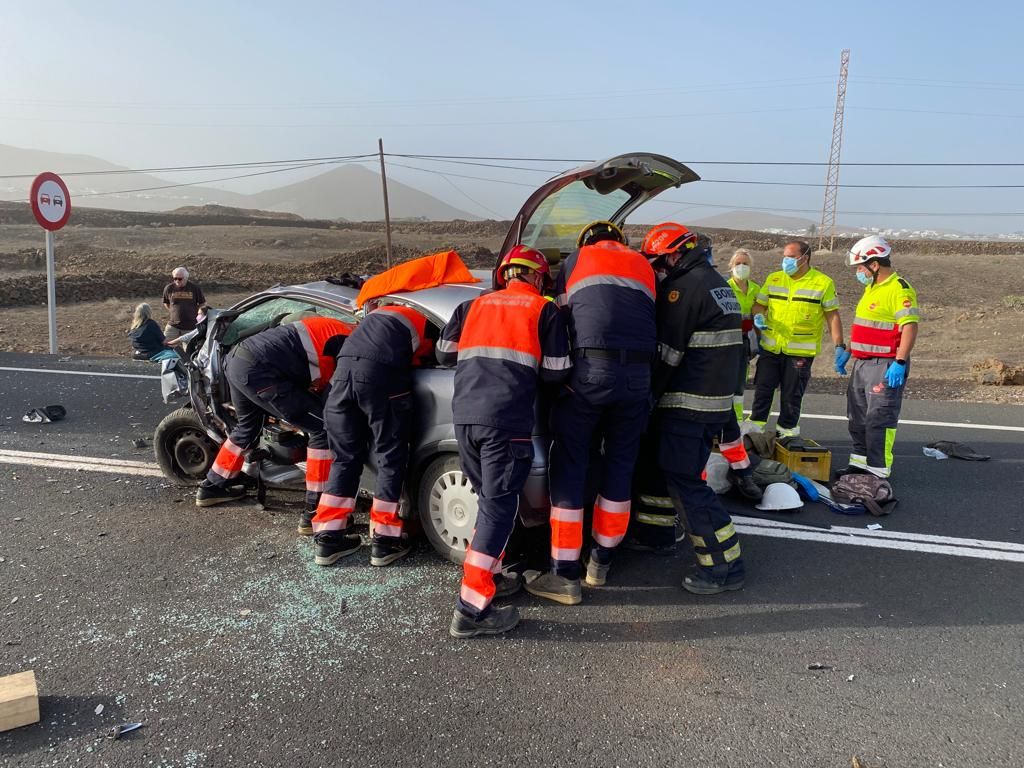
[222,297,353,346]
[521,180,630,256]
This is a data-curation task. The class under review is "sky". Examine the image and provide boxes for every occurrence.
[2,0,1023,233]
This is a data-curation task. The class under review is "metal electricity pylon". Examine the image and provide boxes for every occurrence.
[819,48,850,253]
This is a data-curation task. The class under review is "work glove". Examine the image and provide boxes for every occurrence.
[834,345,851,376]
[753,314,767,331]
[885,360,907,388]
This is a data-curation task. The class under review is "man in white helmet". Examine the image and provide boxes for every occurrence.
[836,236,920,479]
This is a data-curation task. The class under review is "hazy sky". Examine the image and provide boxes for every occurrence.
[3,0,1023,232]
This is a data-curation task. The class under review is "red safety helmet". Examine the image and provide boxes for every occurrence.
[641,222,698,257]
[496,244,552,288]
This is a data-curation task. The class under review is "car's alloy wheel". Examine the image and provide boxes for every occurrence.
[417,454,477,564]
[154,407,216,485]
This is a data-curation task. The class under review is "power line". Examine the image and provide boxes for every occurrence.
[648,198,1024,217]
[73,160,364,199]
[701,179,1024,189]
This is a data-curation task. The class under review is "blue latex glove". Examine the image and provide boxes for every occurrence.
[834,345,851,376]
[753,314,767,330]
[885,360,907,388]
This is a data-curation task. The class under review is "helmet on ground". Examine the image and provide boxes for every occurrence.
[705,453,732,495]
[641,222,699,257]
[496,244,552,288]
[755,482,803,511]
[848,235,892,266]
[577,220,626,248]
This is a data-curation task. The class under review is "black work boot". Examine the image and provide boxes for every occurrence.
[493,571,522,598]
[369,535,412,567]
[733,473,763,502]
[584,547,613,587]
[523,570,582,605]
[681,562,746,595]
[313,532,362,566]
[297,502,317,536]
[195,480,246,507]
[449,605,521,639]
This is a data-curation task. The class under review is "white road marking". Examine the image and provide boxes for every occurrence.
[0,366,160,381]
[783,412,1024,433]
[733,515,1024,563]
[0,449,164,477]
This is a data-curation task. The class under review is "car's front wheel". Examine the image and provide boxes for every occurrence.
[417,454,477,564]
[154,407,217,485]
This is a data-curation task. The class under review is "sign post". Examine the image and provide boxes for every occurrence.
[29,172,72,354]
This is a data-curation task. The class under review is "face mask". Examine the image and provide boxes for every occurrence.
[781,256,800,276]
[856,270,873,286]
[731,264,751,280]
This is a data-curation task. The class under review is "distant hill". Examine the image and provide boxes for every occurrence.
[247,164,477,221]
[0,144,477,221]
[171,204,305,220]
[0,143,253,212]
[689,210,822,233]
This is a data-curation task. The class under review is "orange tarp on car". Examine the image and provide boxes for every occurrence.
[355,250,481,308]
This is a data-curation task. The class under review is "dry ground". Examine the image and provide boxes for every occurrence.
[1,214,1022,404]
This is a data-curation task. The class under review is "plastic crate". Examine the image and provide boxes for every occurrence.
[774,439,832,482]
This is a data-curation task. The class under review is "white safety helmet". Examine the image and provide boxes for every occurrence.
[755,482,803,511]
[847,235,892,266]
[705,453,732,495]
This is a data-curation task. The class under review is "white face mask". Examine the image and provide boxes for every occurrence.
[731,264,751,280]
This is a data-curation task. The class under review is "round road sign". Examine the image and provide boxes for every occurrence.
[30,172,72,231]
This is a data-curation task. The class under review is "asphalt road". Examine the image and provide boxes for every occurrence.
[1,352,1022,768]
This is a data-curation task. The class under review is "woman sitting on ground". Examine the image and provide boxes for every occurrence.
[128,303,179,361]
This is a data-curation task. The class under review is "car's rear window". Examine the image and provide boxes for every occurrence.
[521,180,630,255]
[221,297,354,346]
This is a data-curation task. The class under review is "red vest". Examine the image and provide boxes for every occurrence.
[293,316,352,391]
[460,282,547,369]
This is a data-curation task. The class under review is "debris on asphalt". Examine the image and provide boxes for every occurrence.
[926,440,991,461]
[922,446,949,460]
[108,721,144,740]
[239,609,253,617]
[131,438,148,448]
[10,597,17,605]
[847,674,856,682]
[94,704,104,715]
[21,405,67,424]
[807,663,834,670]
[866,523,883,530]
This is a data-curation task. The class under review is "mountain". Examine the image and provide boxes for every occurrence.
[247,164,477,221]
[688,210,822,233]
[0,144,477,220]
[0,143,252,212]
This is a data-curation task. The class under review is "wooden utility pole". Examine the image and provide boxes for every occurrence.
[378,138,393,269]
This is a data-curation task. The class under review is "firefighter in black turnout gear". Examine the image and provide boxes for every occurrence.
[644,224,748,594]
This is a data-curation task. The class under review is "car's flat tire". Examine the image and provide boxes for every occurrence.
[417,454,478,565]
[154,407,217,486]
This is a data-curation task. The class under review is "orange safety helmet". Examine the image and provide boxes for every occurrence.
[496,244,552,288]
[641,222,699,257]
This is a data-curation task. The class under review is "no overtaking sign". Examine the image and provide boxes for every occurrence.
[30,172,72,353]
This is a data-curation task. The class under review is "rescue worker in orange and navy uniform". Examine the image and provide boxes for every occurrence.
[645,224,748,594]
[438,245,571,638]
[523,221,656,605]
[311,304,435,567]
[197,315,351,532]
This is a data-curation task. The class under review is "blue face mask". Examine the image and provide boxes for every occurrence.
[781,256,800,275]
[856,270,873,286]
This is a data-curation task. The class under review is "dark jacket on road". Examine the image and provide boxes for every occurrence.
[652,252,745,423]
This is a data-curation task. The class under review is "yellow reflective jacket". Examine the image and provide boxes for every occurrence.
[727,277,761,332]
[756,268,838,357]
